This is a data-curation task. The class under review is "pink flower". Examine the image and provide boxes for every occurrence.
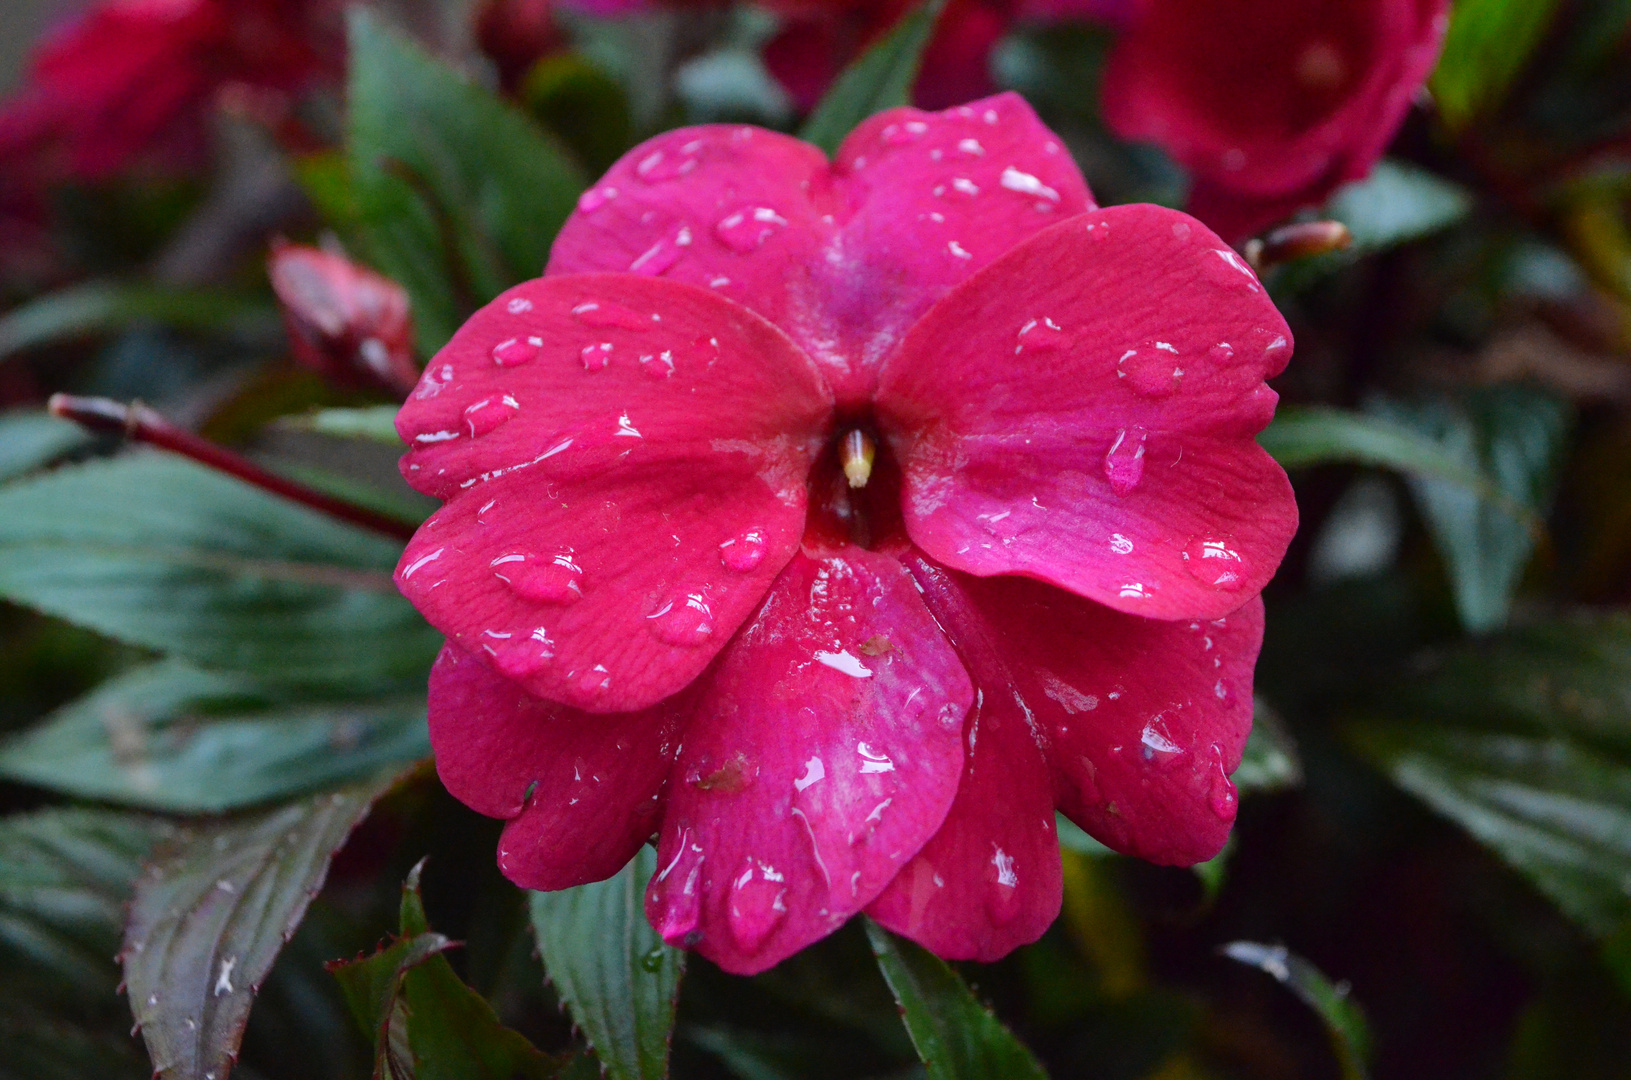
[394,93,1296,973]
[1101,0,1451,241]
[0,0,340,181]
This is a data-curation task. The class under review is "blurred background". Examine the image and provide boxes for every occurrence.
[3,1,1631,1079]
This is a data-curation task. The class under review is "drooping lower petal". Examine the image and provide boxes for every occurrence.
[645,547,972,975]
[931,565,1263,865]
[866,550,1062,961]
[395,274,832,714]
[546,93,1092,404]
[877,204,1297,621]
[427,644,685,890]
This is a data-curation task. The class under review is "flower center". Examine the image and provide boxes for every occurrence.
[808,419,901,552]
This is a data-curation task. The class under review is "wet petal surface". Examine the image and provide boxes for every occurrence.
[645,547,971,974]
[877,204,1297,620]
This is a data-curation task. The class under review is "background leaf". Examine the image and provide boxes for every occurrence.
[122,769,412,1080]
[0,660,429,812]
[1323,160,1474,255]
[1221,942,1370,1080]
[1431,0,1565,131]
[331,863,562,1080]
[530,846,684,1080]
[799,0,947,155]
[283,406,403,445]
[346,9,586,353]
[0,282,278,362]
[1371,387,1571,633]
[864,920,1047,1080]
[0,454,440,691]
[0,411,93,484]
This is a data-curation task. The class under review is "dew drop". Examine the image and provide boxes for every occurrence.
[1208,342,1235,366]
[719,528,768,571]
[1103,426,1147,496]
[640,945,666,972]
[1139,717,1184,766]
[495,551,584,604]
[1183,536,1247,591]
[581,343,612,371]
[488,627,557,679]
[639,350,676,379]
[986,845,1022,925]
[1015,316,1066,355]
[715,207,789,252]
[1116,347,1183,397]
[1208,747,1238,819]
[881,120,928,145]
[576,185,617,213]
[635,144,700,183]
[574,664,611,697]
[492,337,539,367]
[630,227,690,276]
[572,300,656,330]
[464,395,519,437]
[727,859,788,952]
[648,590,715,647]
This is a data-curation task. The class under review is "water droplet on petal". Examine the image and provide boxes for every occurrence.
[1183,536,1247,591]
[639,350,676,379]
[494,551,584,604]
[881,120,928,146]
[635,144,700,183]
[572,300,656,330]
[464,395,520,437]
[715,207,788,252]
[581,342,612,370]
[1140,716,1184,766]
[1208,746,1238,819]
[986,845,1022,925]
[1015,317,1066,355]
[492,337,539,366]
[576,185,617,213]
[719,528,768,571]
[488,627,556,679]
[1208,342,1235,366]
[1103,426,1147,495]
[630,227,691,276]
[727,858,788,953]
[1116,347,1183,397]
[648,590,715,647]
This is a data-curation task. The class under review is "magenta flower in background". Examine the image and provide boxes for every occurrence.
[393,93,1297,974]
[0,0,340,181]
[267,240,419,396]
[1101,0,1450,241]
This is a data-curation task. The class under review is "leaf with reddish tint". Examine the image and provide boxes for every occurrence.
[121,768,417,1080]
[330,863,563,1080]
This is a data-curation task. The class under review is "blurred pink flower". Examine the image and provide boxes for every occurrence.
[268,241,418,395]
[394,94,1296,973]
[1102,0,1450,241]
[0,0,342,181]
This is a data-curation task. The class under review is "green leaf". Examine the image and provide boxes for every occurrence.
[864,920,1047,1080]
[1350,722,1631,940]
[0,660,429,812]
[0,1007,149,1080]
[0,453,440,690]
[1370,388,1570,634]
[1234,699,1303,794]
[522,53,636,176]
[799,0,947,155]
[530,847,684,1080]
[0,808,172,1002]
[0,411,92,483]
[347,9,586,353]
[1259,405,1496,492]
[1222,942,1370,1080]
[122,768,414,1080]
[331,864,562,1080]
[0,282,278,361]
[1430,0,1564,131]
[1324,160,1474,254]
[285,406,403,444]
[1055,814,1115,858]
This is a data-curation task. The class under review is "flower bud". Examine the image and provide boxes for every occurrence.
[268,240,418,396]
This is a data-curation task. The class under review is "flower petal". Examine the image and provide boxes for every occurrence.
[427,643,684,890]
[866,550,1062,961]
[949,571,1264,866]
[396,274,831,714]
[546,92,1092,404]
[877,204,1297,621]
[645,547,971,975]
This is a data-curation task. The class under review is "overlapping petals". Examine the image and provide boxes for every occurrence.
[1102,0,1450,240]
[401,93,1296,974]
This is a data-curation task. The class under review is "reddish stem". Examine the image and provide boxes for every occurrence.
[48,394,418,543]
